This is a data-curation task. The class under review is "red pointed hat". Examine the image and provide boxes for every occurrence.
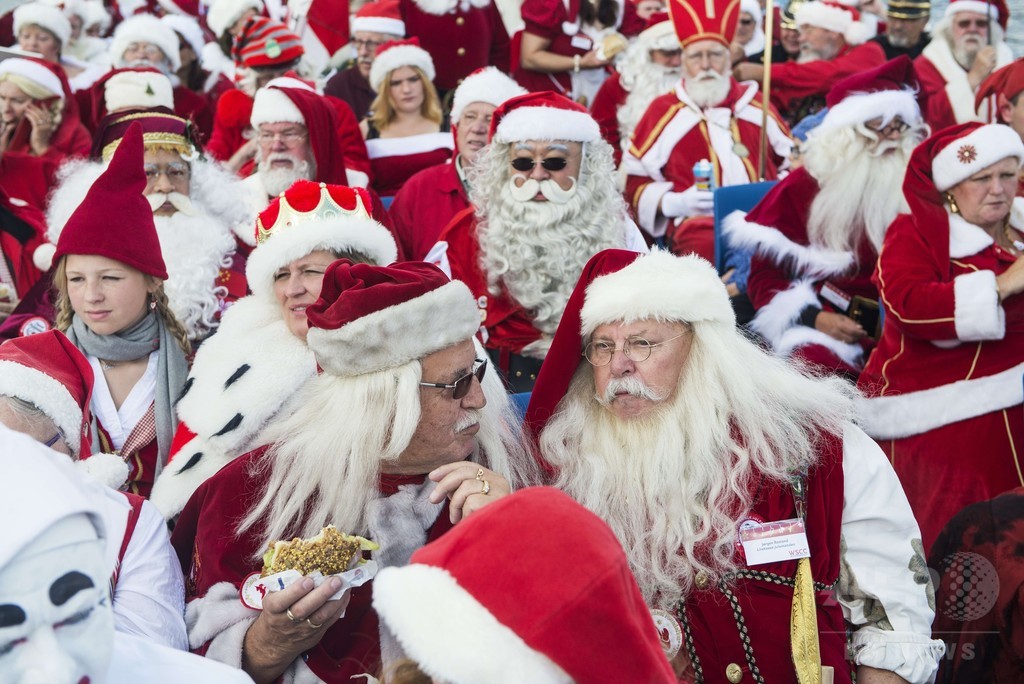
[976,59,1024,118]
[373,487,677,684]
[0,330,94,458]
[818,56,922,133]
[489,91,601,144]
[305,260,479,377]
[667,0,741,48]
[944,0,1008,31]
[53,121,168,280]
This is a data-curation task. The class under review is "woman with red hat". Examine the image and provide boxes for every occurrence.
[50,122,191,499]
[858,122,1024,553]
[0,57,90,162]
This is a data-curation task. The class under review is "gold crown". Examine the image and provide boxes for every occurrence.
[256,182,372,244]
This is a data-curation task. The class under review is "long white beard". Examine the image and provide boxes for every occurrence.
[618,63,681,150]
[153,211,237,340]
[803,123,925,254]
[683,70,731,109]
[258,154,314,197]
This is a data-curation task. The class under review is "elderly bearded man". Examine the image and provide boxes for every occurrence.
[171,256,535,683]
[526,249,945,683]
[431,91,647,392]
[624,0,792,260]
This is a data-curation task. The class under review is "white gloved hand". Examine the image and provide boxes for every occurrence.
[660,186,714,219]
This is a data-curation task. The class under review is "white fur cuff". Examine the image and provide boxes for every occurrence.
[185,581,258,660]
[953,270,1004,341]
[850,626,944,684]
[749,279,819,349]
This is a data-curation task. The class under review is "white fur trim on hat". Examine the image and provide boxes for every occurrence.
[817,89,921,135]
[944,1,999,20]
[351,16,406,36]
[245,217,399,299]
[104,70,175,113]
[932,124,1024,192]
[580,250,734,337]
[306,279,479,376]
[0,361,83,456]
[493,106,601,144]
[638,18,678,51]
[162,14,206,58]
[110,14,183,71]
[250,86,305,127]
[0,58,63,100]
[207,0,263,38]
[374,564,572,684]
[13,2,72,45]
[368,44,436,92]
[450,67,527,123]
[796,2,867,44]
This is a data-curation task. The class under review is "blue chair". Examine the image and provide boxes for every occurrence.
[712,181,777,273]
[380,196,395,210]
[510,392,532,420]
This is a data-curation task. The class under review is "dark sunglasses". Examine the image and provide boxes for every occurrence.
[510,157,569,172]
[419,359,488,400]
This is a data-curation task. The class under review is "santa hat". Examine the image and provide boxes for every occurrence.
[245,181,397,300]
[816,55,921,135]
[795,1,870,45]
[53,122,168,280]
[99,69,175,117]
[305,260,478,377]
[929,122,1024,192]
[490,91,600,144]
[667,0,739,48]
[636,12,679,52]
[944,0,1008,31]
[232,16,304,69]
[0,330,94,458]
[162,14,206,58]
[110,14,183,71]
[13,2,72,45]
[450,67,527,123]
[373,487,677,684]
[0,57,64,101]
[206,0,263,38]
[525,249,733,439]
[368,38,435,92]
[976,60,1024,117]
[82,0,111,32]
[351,0,405,37]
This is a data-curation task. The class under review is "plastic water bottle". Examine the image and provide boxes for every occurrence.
[693,159,714,191]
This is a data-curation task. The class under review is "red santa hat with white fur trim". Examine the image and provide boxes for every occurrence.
[489,91,601,144]
[373,487,677,684]
[304,259,479,377]
[351,0,406,37]
[944,0,1008,31]
[206,0,264,38]
[13,2,72,45]
[795,1,870,45]
[637,11,679,52]
[449,67,526,123]
[814,55,922,136]
[368,38,436,92]
[110,14,183,71]
[930,123,1024,192]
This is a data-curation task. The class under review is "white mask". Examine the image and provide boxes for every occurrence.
[0,514,113,684]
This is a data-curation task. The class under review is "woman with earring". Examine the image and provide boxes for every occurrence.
[858,122,1024,554]
[51,123,191,499]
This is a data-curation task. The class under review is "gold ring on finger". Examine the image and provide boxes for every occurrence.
[286,608,299,622]
[475,468,484,481]
[480,479,490,495]
[306,618,323,629]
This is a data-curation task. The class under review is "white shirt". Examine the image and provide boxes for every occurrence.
[88,352,158,450]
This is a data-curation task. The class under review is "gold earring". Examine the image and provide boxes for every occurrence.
[946,193,959,215]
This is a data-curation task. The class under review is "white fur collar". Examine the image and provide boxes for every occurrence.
[948,212,994,258]
[411,0,490,15]
[921,36,1014,123]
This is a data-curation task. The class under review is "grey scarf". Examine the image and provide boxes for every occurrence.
[67,311,188,474]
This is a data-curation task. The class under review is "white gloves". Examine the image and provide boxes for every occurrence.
[660,186,714,219]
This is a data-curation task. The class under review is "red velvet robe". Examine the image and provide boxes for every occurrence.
[96,417,160,499]
[590,70,628,166]
[770,42,886,123]
[388,159,468,261]
[0,185,46,298]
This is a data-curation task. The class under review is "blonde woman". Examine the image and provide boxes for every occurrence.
[0,57,90,161]
[13,2,105,92]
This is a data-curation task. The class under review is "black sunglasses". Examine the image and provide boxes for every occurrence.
[419,359,488,400]
[510,157,569,172]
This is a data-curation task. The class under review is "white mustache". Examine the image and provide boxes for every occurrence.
[146,192,197,216]
[455,409,482,432]
[507,176,578,204]
[597,377,667,405]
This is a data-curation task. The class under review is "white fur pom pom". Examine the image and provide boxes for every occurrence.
[76,453,130,490]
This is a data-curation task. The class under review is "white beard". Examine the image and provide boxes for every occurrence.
[618,63,681,151]
[258,154,315,197]
[683,70,731,109]
[802,123,925,254]
[153,211,237,340]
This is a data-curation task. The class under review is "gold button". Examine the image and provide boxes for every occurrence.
[694,571,709,590]
[457,47,466,56]
[726,663,743,683]
[515,371,522,377]
[456,16,465,25]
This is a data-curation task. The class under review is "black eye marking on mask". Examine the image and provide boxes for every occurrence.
[49,572,95,607]
[0,605,26,628]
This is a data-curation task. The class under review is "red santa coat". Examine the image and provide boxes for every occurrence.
[0,186,46,298]
[914,38,1015,133]
[388,158,468,261]
[0,151,57,213]
[170,447,455,682]
[770,42,886,123]
[96,414,160,499]
[399,0,510,92]
[858,212,1024,552]
[590,70,628,166]
[366,132,454,198]
[725,167,877,377]
[623,79,791,253]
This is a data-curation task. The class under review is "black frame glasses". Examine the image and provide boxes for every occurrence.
[420,358,488,399]
[510,157,569,173]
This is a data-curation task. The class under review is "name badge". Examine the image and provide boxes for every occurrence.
[739,518,811,566]
[570,35,592,50]
[818,282,852,313]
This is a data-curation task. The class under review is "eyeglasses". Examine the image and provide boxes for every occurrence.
[43,428,65,448]
[143,162,190,185]
[257,129,308,146]
[419,358,487,399]
[351,38,384,51]
[583,333,686,366]
[955,19,989,29]
[866,118,911,137]
[510,157,569,172]
[124,42,166,58]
